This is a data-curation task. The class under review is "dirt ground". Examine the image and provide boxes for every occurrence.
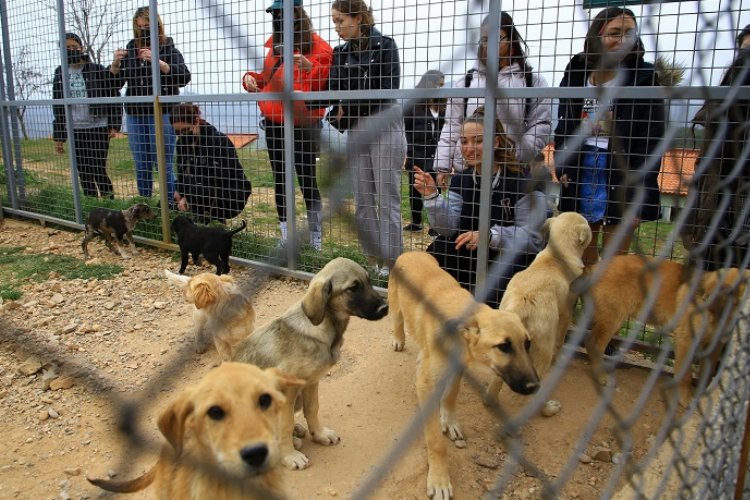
[0,217,672,500]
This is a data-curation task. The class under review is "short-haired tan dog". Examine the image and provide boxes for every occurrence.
[388,251,539,500]
[165,270,256,361]
[486,212,592,405]
[585,255,750,406]
[87,363,304,499]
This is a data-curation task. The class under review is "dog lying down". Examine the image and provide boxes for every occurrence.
[585,254,750,406]
[87,362,304,500]
[232,257,388,471]
[81,202,156,259]
[165,270,256,361]
[388,251,539,500]
[171,215,247,275]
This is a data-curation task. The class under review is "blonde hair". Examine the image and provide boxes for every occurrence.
[462,107,522,173]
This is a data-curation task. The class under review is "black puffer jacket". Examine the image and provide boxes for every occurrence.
[112,37,191,116]
[554,53,666,223]
[404,103,444,173]
[52,61,123,141]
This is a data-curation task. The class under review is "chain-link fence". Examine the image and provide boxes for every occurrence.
[1,0,750,497]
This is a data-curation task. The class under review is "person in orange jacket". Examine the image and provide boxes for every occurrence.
[242,0,332,251]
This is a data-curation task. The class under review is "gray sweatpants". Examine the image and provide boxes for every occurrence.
[347,115,407,266]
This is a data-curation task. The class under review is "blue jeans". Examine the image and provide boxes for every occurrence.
[126,114,176,199]
[579,144,609,224]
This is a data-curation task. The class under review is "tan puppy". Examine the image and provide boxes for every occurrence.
[87,363,304,499]
[586,255,749,406]
[487,212,592,404]
[232,257,388,471]
[388,251,539,500]
[165,269,256,361]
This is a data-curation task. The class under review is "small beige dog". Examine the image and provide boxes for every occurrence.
[232,257,389,471]
[585,255,750,406]
[388,251,539,500]
[87,362,304,499]
[165,269,256,361]
[486,212,592,405]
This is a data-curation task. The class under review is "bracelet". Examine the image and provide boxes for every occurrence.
[423,192,439,201]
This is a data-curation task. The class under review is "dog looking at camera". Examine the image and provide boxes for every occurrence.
[87,363,304,499]
[81,202,156,259]
[171,216,246,275]
[165,270,256,361]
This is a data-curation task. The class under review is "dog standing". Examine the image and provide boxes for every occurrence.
[388,251,539,500]
[486,212,592,405]
[165,270,256,361]
[232,257,388,471]
[87,363,304,499]
[171,216,246,275]
[81,203,156,259]
[585,255,750,406]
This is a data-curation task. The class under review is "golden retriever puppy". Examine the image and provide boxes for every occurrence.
[87,363,304,499]
[165,269,255,361]
[487,212,592,405]
[232,257,388,471]
[585,255,749,406]
[388,251,539,500]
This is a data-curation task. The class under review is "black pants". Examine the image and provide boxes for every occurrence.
[264,121,322,232]
[73,127,113,198]
[405,158,423,225]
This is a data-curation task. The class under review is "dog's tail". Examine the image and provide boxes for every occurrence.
[87,464,156,493]
[229,219,248,236]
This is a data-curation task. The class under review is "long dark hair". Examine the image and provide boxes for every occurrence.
[271,6,314,55]
[479,11,532,74]
[170,103,206,126]
[584,7,645,69]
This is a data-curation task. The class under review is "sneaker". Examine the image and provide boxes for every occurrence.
[428,228,439,237]
[403,223,423,232]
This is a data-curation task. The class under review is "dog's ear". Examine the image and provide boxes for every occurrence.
[266,367,306,400]
[301,278,333,326]
[701,269,748,316]
[460,319,481,346]
[540,216,555,238]
[164,269,190,288]
[190,281,217,309]
[157,392,195,456]
[577,223,593,248]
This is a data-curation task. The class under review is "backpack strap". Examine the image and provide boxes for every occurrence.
[463,69,476,119]
[524,70,534,127]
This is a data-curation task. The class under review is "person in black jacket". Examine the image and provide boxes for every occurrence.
[328,0,407,277]
[53,33,122,198]
[110,6,191,201]
[169,104,251,224]
[403,69,445,232]
[554,7,665,265]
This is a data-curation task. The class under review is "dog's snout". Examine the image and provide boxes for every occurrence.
[376,303,389,317]
[524,381,540,394]
[240,444,269,468]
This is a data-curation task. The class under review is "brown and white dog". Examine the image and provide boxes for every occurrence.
[81,203,156,259]
[87,363,304,499]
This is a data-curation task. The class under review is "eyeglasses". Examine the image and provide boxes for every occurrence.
[480,34,509,45]
[601,29,635,40]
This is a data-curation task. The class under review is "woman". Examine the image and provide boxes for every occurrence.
[170,103,251,224]
[328,0,407,277]
[433,11,552,179]
[110,6,191,201]
[414,108,548,308]
[554,7,666,265]
[242,0,332,251]
[52,33,122,198]
[403,69,445,232]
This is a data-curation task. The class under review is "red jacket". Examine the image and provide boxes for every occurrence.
[243,33,332,125]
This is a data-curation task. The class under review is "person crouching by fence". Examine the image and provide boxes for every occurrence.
[169,103,251,224]
[414,108,548,308]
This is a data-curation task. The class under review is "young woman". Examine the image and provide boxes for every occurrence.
[110,6,191,201]
[327,0,407,277]
[242,0,332,251]
[403,69,445,232]
[52,33,122,198]
[414,108,548,307]
[433,11,552,180]
[170,103,251,224]
[554,7,666,265]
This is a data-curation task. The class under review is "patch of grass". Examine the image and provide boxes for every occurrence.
[0,245,122,301]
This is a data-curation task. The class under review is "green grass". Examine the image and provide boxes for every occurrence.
[0,245,123,301]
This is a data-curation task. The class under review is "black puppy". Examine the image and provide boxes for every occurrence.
[82,203,156,259]
[171,216,247,275]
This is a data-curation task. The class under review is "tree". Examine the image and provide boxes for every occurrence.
[12,46,44,140]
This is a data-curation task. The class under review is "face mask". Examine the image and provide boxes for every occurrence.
[139,28,151,44]
[66,49,83,64]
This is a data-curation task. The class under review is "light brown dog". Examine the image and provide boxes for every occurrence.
[165,269,256,361]
[232,257,388,471]
[486,212,593,405]
[585,255,749,405]
[87,363,304,499]
[388,251,539,500]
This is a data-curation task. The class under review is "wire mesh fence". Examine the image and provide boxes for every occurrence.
[1,0,750,497]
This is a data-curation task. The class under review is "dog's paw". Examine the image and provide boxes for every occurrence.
[541,399,562,417]
[440,415,465,445]
[426,471,453,500]
[293,436,303,451]
[392,339,405,352]
[310,426,340,446]
[293,423,308,438]
[282,450,310,470]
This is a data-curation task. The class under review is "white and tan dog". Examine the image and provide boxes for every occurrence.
[388,251,539,500]
[165,270,256,361]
